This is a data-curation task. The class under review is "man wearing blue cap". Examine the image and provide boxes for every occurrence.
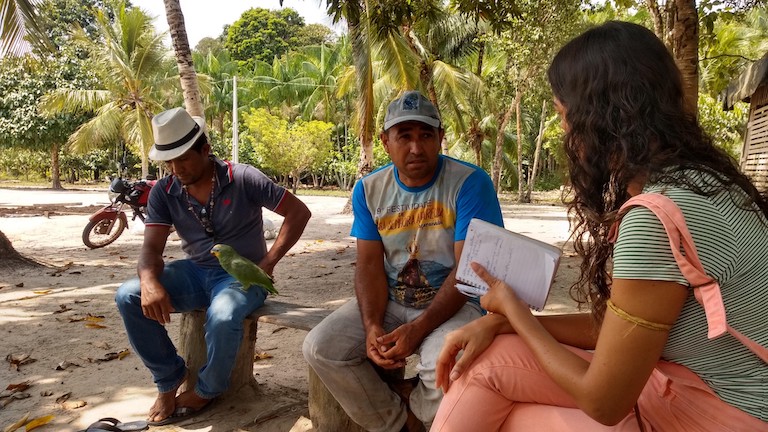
[303,91,504,431]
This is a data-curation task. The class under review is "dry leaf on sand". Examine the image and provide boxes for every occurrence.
[254,351,273,361]
[24,414,54,431]
[5,354,36,372]
[55,361,81,371]
[3,412,29,432]
[85,323,107,329]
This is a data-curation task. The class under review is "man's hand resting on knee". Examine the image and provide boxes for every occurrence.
[140,280,175,324]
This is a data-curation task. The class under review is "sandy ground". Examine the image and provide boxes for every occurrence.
[0,188,582,432]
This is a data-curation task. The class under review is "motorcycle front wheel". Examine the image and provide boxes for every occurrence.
[82,213,128,249]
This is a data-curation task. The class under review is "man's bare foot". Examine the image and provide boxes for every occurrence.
[147,390,177,424]
[147,370,188,424]
[174,389,212,412]
[146,389,213,426]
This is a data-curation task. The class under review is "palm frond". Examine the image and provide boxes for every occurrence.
[427,14,488,61]
[0,0,53,55]
[335,65,356,97]
[39,89,112,115]
[68,103,123,153]
[123,106,154,157]
[375,33,420,90]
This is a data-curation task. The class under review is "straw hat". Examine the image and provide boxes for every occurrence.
[149,107,206,161]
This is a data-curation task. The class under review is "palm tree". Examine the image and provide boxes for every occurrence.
[162,0,204,117]
[451,34,505,166]
[324,0,377,181]
[293,42,348,122]
[423,12,501,160]
[193,50,237,140]
[249,55,306,119]
[40,3,169,178]
[0,0,52,55]
[330,0,500,175]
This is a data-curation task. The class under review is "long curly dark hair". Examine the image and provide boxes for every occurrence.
[547,21,768,324]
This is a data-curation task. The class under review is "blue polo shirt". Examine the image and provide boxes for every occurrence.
[145,157,286,268]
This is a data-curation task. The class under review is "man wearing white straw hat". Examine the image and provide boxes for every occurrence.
[115,107,311,425]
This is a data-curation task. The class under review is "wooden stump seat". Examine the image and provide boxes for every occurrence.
[178,300,404,432]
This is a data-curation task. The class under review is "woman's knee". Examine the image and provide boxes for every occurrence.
[480,334,539,367]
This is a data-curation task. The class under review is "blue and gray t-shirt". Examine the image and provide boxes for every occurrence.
[351,155,503,308]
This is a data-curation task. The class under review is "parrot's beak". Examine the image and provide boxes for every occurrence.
[211,251,218,257]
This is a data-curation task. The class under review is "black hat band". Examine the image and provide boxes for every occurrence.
[155,123,200,151]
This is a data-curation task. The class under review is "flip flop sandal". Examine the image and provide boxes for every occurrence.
[146,398,215,426]
[79,417,148,432]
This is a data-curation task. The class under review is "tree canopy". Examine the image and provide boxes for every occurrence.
[225,7,311,70]
[0,0,763,194]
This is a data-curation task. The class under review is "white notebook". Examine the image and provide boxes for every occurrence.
[456,218,562,311]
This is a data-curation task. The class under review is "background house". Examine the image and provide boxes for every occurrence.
[723,52,768,191]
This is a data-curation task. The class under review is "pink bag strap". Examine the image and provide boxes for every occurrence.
[609,193,768,363]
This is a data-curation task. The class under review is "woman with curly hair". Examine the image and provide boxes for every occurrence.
[430,21,768,431]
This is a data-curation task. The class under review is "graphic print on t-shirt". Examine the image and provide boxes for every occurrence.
[394,230,436,308]
[374,199,453,308]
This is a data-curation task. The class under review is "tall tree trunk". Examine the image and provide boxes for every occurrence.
[645,0,699,115]
[468,39,486,167]
[164,0,204,118]
[645,0,665,43]
[526,100,548,202]
[671,0,699,115]
[336,0,372,215]
[401,23,432,93]
[493,101,516,192]
[514,91,527,203]
[50,143,62,189]
[469,122,483,167]
[426,83,449,155]
[0,230,40,268]
[351,16,374,177]
[476,41,485,77]
[217,113,226,143]
[140,153,149,180]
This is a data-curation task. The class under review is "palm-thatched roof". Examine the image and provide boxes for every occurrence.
[722,52,768,111]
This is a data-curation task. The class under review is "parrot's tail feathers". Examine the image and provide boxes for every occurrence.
[247,284,277,296]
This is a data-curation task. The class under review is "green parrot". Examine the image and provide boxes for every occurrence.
[210,244,278,295]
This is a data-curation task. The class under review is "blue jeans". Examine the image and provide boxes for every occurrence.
[115,260,266,399]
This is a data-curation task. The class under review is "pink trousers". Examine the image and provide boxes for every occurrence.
[431,334,766,431]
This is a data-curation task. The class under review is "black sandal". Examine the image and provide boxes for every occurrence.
[79,417,148,432]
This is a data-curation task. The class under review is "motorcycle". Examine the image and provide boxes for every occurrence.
[82,177,155,249]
